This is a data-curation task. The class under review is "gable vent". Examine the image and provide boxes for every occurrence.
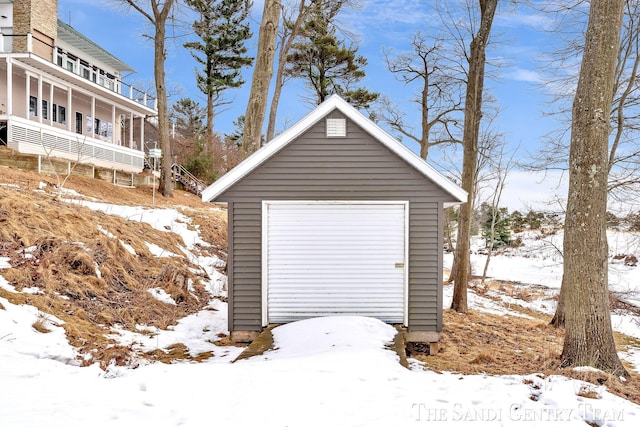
[326,118,346,137]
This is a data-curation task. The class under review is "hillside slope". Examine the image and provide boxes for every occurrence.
[1,164,640,416]
[0,166,231,367]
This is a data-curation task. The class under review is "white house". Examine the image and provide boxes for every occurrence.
[0,0,156,173]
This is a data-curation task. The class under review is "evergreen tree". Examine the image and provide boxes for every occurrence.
[510,210,524,231]
[171,98,206,139]
[524,210,544,230]
[184,0,253,138]
[285,1,378,108]
[225,115,245,147]
[183,138,217,183]
[482,205,511,247]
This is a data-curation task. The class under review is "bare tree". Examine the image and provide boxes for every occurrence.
[560,0,627,376]
[533,0,640,327]
[480,143,516,285]
[39,135,88,198]
[242,0,281,156]
[265,0,314,141]
[450,0,499,313]
[531,1,640,202]
[118,0,177,197]
[381,32,464,160]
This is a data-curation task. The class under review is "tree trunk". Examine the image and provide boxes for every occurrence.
[560,0,627,376]
[242,0,281,156]
[266,0,310,142]
[154,6,173,198]
[266,61,285,142]
[419,70,429,160]
[549,277,566,327]
[207,90,214,152]
[450,0,497,313]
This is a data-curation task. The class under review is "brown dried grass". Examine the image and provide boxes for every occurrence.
[418,309,563,375]
[0,166,227,367]
[32,316,52,334]
[414,303,640,404]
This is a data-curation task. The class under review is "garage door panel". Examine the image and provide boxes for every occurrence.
[265,202,407,324]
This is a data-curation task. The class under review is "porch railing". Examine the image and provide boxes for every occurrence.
[0,33,157,111]
[6,116,145,173]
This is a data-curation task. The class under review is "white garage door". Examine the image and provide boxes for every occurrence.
[263,201,408,325]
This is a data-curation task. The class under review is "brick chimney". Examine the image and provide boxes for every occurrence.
[13,0,58,58]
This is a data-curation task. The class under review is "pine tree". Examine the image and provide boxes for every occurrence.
[482,205,511,247]
[171,98,206,139]
[184,0,253,139]
[285,1,378,108]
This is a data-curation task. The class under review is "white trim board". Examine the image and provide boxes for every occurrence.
[201,95,467,205]
[261,200,409,326]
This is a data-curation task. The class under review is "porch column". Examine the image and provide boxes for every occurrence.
[37,75,43,124]
[5,57,12,116]
[91,96,96,138]
[25,74,30,118]
[111,105,116,144]
[129,112,134,149]
[67,88,72,132]
[49,83,54,125]
[140,116,145,152]
[5,58,12,146]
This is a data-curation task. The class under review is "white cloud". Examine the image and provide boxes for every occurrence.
[497,11,555,31]
[479,169,569,213]
[506,68,543,83]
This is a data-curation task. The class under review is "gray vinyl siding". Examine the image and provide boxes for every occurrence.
[218,111,456,332]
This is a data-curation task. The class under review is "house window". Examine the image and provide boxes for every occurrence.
[29,96,38,117]
[99,119,108,137]
[93,118,111,138]
[87,115,93,134]
[75,112,83,134]
[58,105,66,124]
[66,61,75,72]
[326,118,346,137]
[52,104,66,124]
[42,100,48,120]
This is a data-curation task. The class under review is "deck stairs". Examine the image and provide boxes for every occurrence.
[171,163,207,196]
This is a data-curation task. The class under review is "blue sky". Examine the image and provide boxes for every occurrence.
[56,0,572,211]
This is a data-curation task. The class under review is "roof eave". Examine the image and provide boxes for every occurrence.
[57,20,134,73]
[201,95,467,204]
[201,98,341,202]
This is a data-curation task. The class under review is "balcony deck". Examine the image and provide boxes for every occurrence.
[0,32,157,113]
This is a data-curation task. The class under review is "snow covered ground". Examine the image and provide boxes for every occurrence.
[2,194,640,426]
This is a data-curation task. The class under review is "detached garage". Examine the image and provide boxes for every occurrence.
[202,95,466,343]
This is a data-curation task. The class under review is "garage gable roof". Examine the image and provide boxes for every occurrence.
[201,95,467,204]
